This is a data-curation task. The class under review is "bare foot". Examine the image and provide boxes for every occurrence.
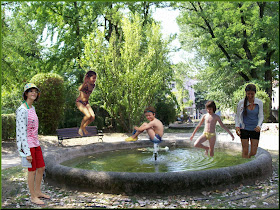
[78,128,83,136]
[31,197,44,205]
[37,193,50,199]
[82,128,88,135]
[204,148,209,156]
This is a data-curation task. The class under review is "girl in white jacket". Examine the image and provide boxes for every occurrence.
[235,84,264,158]
[16,83,50,205]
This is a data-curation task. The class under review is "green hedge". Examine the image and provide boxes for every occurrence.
[155,99,177,126]
[30,73,65,135]
[2,114,16,140]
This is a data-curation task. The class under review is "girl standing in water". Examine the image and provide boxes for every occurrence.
[76,71,96,136]
[190,100,234,157]
[235,84,264,158]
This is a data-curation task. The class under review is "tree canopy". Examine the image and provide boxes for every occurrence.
[1,1,278,130]
[81,12,173,131]
[176,1,279,117]
[1,1,176,131]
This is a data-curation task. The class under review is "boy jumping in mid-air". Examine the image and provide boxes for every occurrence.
[190,100,234,157]
[125,106,164,143]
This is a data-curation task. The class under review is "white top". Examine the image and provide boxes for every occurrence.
[235,97,264,129]
[16,104,36,157]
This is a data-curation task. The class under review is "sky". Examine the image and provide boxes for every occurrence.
[153,7,194,64]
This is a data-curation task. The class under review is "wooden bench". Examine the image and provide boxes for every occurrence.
[56,126,104,146]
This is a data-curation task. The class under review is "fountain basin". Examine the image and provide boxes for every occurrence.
[44,140,272,195]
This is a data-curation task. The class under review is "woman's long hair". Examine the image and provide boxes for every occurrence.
[243,84,256,116]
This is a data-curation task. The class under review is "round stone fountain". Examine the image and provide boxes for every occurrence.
[44,140,272,195]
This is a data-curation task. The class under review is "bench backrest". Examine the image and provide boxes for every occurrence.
[57,126,98,139]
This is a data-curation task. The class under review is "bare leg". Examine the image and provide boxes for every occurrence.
[82,105,95,132]
[208,136,216,157]
[83,117,94,128]
[28,170,44,205]
[131,122,148,139]
[35,167,50,199]
[146,127,156,140]
[241,139,249,158]
[194,135,209,156]
[76,102,92,135]
[249,139,259,158]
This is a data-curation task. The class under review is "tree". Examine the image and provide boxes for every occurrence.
[81,13,173,132]
[176,1,279,120]
[172,62,193,114]
[1,2,45,92]
[1,2,48,114]
[1,1,177,130]
[18,1,107,83]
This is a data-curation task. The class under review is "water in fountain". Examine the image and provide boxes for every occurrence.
[61,147,252,173]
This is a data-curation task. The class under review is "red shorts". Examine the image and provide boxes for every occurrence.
[28,146,45,171]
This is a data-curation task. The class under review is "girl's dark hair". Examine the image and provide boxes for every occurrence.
[205,100,216,113]
[243,84,256,116]
[83,71,97,87]
[23,88,40,101]
[85,70,96,78]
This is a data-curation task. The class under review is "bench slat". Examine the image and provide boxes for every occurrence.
[56,126,103,146]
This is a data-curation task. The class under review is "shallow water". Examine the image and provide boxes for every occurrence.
[61,147,252,173]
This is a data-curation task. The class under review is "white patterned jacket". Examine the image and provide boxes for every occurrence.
[16,104,32,157]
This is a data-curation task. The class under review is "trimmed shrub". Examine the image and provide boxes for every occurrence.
[2,114,16,140]
[58,82,81,128]
[155,99,177,126]
[232,83,270,123]
[30,73,65,135]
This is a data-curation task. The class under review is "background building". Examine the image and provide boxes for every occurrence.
[171,77,199,119]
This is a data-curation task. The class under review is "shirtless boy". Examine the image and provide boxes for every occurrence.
[190,100,234,156]
[125,106,164,143]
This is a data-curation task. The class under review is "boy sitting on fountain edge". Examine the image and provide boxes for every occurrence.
[125,106,164,143]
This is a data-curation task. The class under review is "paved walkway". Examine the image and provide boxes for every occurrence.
[1,127,278,170]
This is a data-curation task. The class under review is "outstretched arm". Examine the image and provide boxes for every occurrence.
[217,117,234,140]
[190,116,205,141]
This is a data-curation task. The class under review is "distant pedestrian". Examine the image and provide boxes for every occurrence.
[235,84,264,158]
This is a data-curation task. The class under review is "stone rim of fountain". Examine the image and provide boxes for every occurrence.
[44,140,273,195]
